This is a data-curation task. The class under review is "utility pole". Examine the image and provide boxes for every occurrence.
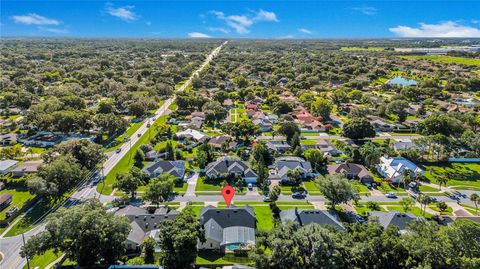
[22,232,31,269]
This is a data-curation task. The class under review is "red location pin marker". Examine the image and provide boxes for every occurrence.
[221,185,235,208]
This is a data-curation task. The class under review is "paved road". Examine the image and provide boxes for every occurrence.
[259,134,422,140]
[0,41,227,269]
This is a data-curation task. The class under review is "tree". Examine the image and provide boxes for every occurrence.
[303,148,326,172]
[316,174,358,208]
[437,201,448,214]
[45,139,105,170]
[114,169,145,198]
[311,97,332,118]
[400,197,415,212]
[359,142,383,168]
[400,168,413,189]
[342,117,375,140]
[158,207,204,269]
[164,141,175,161]
[417,194,431,216]
[144,174,175,207]
[277,121,300,143]
[134,149,145,168]
[30,155,86,200]
[142,236,156,264]
[202,101,228,123]
[470,193,479,215]
[269,185,281,202]
[366,201,380,211]
[20,199,130,267]
[417,114,464,136]
[273,100,293,115]
[386,100,409,122]
[437,175,449,191]
[286,168,303,185]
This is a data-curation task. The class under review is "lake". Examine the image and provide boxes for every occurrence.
[388,76,417,87]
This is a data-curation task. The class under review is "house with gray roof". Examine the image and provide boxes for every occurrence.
[270,156,313,183]
[280,208,345,230]
[115,206,179,251]
[142,160,186,179]
[266,140,291,154]
[198,205,256,252]
[0,159,18,175]
[205,156,257,184]
[368,211,421,233]
[0,132,18,146]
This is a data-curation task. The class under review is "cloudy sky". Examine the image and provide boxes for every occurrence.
[1,1,480,38]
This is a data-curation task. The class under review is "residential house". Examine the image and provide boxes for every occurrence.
[143,160,186,179]
[0,193,13,210]
[205,156,258,184]
[223,99,233,110]
[0,133,18,146]
[198,205,256,252]
[252,118,273,132]
[115,206,179,251]
[270,156,313,183]
[368,211,421,233]
[280,208,345,231]
[327,163,374,184]
[277,78,289,87]
[209,135,237,150]
[377,156,424,184]
[175,129,209,142]
[368,116,399,132]
[245,103,259,111]
[11,160,43,177]
[0,159,18,175]
[266,140,291,154]
[316,139,340,156]
[294,110,331,132]
[391,140,415,152]
[20,131,64,148]
[144,150,160,161]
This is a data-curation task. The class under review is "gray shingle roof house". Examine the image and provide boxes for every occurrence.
[0,159,18,175]
[0,132,18,146]
[270,156,313,182]
[115,206,179,251]
[266,140,291,153]
[368,211,421,233]
[11,160,43,177]
[198,205,255,252]
[280,208,345,230]
[205,156,257,184]
[327,163,374,184]
[143,160,186,179]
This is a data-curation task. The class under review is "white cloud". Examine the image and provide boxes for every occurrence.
[298,28,312,34]
[188,32,212,38]
[39,27,69,34]
[390,21,480,37]
[255,9,279,22]
[210,9,278,34]
[12,13,60,25]
[106,4,138,21]
[353,6,377,16]
[208,27,230,34]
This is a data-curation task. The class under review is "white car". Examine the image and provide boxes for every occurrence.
[385,192,397,198]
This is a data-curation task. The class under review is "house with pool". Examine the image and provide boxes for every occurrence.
[198,205,256,252]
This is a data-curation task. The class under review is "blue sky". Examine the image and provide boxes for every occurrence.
[1,1,480,38]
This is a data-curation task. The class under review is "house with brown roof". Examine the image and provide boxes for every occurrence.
[0,193,13,210]
[11,160,44,177]
[327,163,374,184]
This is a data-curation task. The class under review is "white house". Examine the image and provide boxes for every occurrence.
[175,129,209,142]
[377,156,424,184]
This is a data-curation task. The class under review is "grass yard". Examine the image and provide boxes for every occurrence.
[196,251,251,266]
[23,250,63,269]
[386,205,433,218]
[4,198,56,237]
[401,55,480,67]
[428,204,453,216]
[353,203,387,217]
[97,115,168,195]
[0,188,35,220]
[422,163,480,190]
[459,203,479,216]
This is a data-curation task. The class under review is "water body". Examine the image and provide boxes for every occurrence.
[388,76,417,87]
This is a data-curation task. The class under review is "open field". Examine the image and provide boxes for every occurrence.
[422,163,480,190]
[401,55,480,66]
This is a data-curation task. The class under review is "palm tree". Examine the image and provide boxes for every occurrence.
[470,193,479,215]
[401,169,413,189]
[417,194,431,216]
[437,176,448,191]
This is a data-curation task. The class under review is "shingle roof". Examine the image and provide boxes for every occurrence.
[327,163,372,179]
[205,157,257,178]
[0,159,18,171]
[280,209,345,230]
[368,211,420,231]
[143,160,186,178]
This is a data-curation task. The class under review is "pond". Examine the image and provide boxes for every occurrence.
[388,76,417,87]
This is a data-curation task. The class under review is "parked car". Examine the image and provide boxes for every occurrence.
[263,196,272,202]
[116,148,122,153]
[6,206,18,218]
[356,215,365,224]
[247,183,253,191]
[292,192,307,199]
[385,192,397,198]
[92,174,103,184]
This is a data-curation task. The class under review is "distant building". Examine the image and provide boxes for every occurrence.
[115,206,179,252]
[280,208,345,230]
[0,159,18,175]
[377,156,424,184]
[20,131,64,148]
[198,205,256,252]
[205,156,257,184]
[143,160,186,179]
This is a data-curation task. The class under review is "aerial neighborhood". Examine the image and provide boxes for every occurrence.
[1,36,480,269]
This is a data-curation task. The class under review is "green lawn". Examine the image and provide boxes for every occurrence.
[23,250,63,269]
[252,206,275,231]
[196,251,251,266]
[195,178,223,192]
[300,139,318,145]
[97,115,168,195]
[386,205,433,218]
[0,188,35,220]
[4,198,56,237]
[428,204,453,216]
[422,163,480,190]
[353,204,387,217]
[401,55,480,67]
[459,203,479,216]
